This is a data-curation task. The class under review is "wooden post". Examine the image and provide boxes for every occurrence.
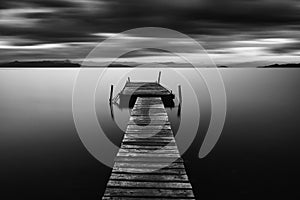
[178,85,182,104]
[128,77,131,82]
[109,85,114,104]
[157,71,161,84]
[110,101,114,120]
[177,103,181,117]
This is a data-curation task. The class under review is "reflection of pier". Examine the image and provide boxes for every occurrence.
[102,97,195,199]
[103,73,194,199]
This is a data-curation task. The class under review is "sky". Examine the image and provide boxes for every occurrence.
[0,0,300,67]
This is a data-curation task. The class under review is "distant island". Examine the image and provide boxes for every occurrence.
[257,63,300,68]
[0,60,80,68]
[217,66,229,68]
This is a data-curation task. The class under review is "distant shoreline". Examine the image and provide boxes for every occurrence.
[1,61,300,68]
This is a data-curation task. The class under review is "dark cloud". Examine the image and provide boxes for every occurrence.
[2,0,300,38]
[120,49,173,58]
[270,42,300,54]
[0,0,75,9]
[93,0,300,33]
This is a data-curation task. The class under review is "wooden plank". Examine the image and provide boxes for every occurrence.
[124,88,168,90]
[124,135,175,140]
[131,107,167,111]
[109,173,189,182]
[131,113,168,117]
[127,90,169,92]
[107,180,192,189]
[128,118,168,122]
[129,116,169,120]
[120,144,177,148]
[136,97,162,100]
[104,188,194,198]
[131,112,168,116]
[128,120,170,125]
[118,148,179,154]
[133,105,165,108]
[122,138,175,143]
[126,129,173,135]
[116,152,180,158]
[127,125,172,130]
[132,107,166,111]
[124,87,168,90]
[128,120,169,124]
[103,197,195,200]
[122,138,176,143]
[124,134,173,138]
[123,136,174,140]
[113,162,185,169]
[114,157,183,163]
[125,129,172,134]
[134,101,165,105]
[124,88,169,90]
[112,167,186,175]
[125,134,174,138]
[120,145,178,150]
[124,134,174,138]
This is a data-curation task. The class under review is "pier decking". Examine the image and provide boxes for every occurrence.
[103,97,195,199]
[117,82,175,107]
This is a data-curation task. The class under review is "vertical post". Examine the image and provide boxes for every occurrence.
[178,85,182,104]
[109,85,114,104]
[157,71,161,84]
[177,103,181,117]
[128,77,131,82]
[110,101,114,120]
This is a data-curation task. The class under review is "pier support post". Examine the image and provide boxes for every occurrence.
[178,85,182,104]
[109,85,114,104]
[157,71,161,84]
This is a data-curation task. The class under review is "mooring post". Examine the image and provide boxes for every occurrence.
[178,85,182,104]
[110,102,114,120]
[157,71,161,84]
[109,85,114,104]
[177,103,181,117]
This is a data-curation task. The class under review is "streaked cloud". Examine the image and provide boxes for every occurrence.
[0,7,55,28]
[0,42,66,50]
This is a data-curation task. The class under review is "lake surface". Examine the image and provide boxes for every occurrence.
[0,68,300,199]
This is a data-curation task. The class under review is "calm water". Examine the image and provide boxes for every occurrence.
[1,68,300,199]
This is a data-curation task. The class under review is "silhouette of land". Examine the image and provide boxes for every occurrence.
[0,60,80,68]
[257,63,300,68]
[1,60,300,68]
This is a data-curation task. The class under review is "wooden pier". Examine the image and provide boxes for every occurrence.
[103,96,195,199]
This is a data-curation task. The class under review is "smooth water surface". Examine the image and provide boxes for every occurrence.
[0,68,300,199]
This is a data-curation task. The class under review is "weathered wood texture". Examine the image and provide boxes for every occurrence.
[103,97,195,199]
